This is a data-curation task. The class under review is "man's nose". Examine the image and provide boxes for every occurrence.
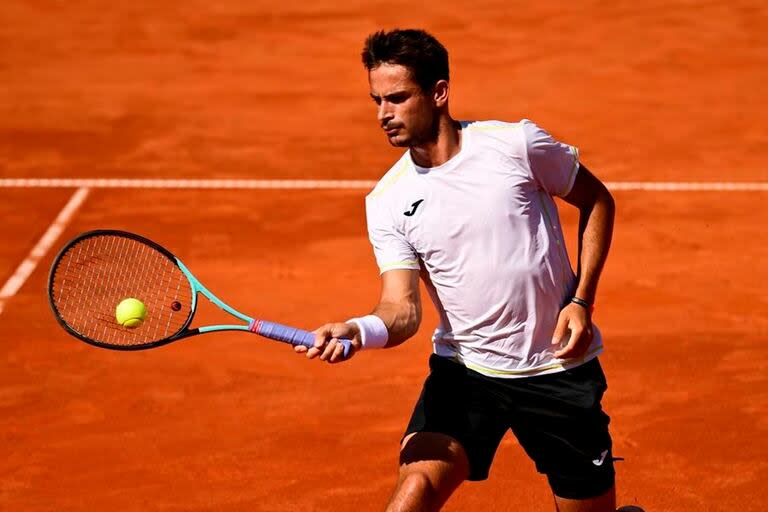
[377,102,393,125]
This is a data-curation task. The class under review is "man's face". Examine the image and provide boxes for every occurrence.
[368,63,438,147]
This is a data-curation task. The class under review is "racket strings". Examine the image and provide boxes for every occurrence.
[51,234,193,347]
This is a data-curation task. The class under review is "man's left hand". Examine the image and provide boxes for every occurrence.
[551,302,593,359]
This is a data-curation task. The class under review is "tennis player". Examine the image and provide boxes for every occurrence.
[296,29,617,512]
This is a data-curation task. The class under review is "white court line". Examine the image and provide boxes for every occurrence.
[606,182,768,191]
[0,187,90,316]
[0,178,766,191]
[0,179,379,189]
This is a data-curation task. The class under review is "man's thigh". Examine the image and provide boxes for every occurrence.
[402,354,509,481]
[386,432,470,512]
[507,358,616,500]
[399,431,470,485]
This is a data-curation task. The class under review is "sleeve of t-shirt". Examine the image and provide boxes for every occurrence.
[521,119,580,198]
[365,194,420,274]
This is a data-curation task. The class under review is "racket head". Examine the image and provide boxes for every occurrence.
[48,230,196,350]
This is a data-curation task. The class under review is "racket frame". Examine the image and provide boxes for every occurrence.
[48,229,255,351]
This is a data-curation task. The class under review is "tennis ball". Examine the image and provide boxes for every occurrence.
[116,298,147,328]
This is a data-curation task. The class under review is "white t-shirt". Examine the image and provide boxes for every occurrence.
[365,119,603,378]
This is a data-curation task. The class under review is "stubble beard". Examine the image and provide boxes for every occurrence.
[396,112,440,149]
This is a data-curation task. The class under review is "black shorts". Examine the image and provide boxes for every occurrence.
[403,354,615,500]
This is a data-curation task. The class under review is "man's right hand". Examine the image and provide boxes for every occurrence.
[298,268,421,364]
[294,322,362,363]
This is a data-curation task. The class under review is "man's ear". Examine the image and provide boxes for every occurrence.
[433,80,449,107]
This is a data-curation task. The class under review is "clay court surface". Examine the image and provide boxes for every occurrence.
[1,2,767,511]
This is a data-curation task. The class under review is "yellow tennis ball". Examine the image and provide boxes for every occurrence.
[116,298,147,328]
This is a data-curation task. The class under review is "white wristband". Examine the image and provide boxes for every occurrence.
[347,315,389,349]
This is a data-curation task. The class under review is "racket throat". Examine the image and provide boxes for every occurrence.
[248,319,261,333]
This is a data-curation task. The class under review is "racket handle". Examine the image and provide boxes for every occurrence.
[249,320,351,359]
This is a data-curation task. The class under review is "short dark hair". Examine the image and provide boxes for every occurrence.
[361,29,449,92]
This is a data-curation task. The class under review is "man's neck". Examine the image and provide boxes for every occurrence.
[409,117,461,168]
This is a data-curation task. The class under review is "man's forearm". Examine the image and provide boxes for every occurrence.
[574,189,615,304]
[371,300,421,348]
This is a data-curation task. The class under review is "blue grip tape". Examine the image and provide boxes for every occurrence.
[253,320,351,359]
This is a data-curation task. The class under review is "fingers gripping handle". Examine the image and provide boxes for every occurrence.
[248,320,351,359]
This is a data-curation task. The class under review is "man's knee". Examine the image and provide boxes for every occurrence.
[387,471,447,512]
[386,433,469,511]
[398,471,436,503]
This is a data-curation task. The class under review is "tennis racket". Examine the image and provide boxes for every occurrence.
[48,229,351,357]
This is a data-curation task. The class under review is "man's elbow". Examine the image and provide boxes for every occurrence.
[599,186,616,216]
[581,179,615,215]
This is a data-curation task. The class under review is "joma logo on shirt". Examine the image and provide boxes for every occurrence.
[404,199,424,216]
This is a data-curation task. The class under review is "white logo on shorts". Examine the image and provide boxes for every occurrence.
[592,450,609,466]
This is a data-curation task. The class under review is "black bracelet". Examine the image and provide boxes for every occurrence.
[570,296,593,311]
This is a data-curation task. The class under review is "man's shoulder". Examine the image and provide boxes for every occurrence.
[366,151,414,202]
[464,119,530,157]
[464,119,525,132]
[466,119,552,138]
